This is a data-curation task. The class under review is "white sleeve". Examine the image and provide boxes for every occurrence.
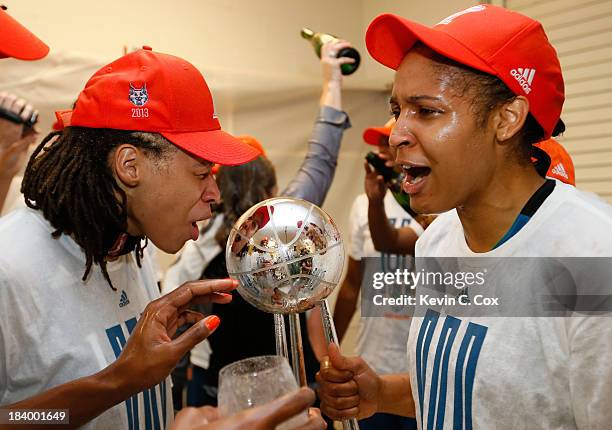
[348,196,367,261]
[566,315,612,429]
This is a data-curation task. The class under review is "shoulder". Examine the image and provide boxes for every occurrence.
[556,183,612,223]
[0,208,56,261]
[536,183,612,255]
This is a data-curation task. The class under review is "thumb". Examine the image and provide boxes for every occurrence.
[329,343,372,382]
[169,315,220,356]
[328,343,362,373]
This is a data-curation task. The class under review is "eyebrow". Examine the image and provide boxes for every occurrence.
[389,95,442,104]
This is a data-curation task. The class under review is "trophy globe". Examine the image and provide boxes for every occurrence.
[225,197,344,314]
[225,197,360,430]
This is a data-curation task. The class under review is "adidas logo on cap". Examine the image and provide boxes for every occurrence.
[510,67,536,94]
[551,162,569,179]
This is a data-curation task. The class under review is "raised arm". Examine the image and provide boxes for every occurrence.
[365,161,418,254]
[282,40,353,205]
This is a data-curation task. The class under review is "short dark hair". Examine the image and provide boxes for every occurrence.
[22,127,176,290]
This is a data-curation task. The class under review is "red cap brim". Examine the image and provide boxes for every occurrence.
[161,129,260,166]
[366,14,494,74]
[56,109,260,166]
[0,9,49,60]
[363,126,391,146]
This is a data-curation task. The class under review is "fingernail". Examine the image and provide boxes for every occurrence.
[203,315,221,332]
[217,292,233,298]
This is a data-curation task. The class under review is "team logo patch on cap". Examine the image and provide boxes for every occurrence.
[128,83,149,107]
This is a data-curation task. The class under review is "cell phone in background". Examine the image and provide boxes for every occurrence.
[365,151,419,218]
[0,105,38,131]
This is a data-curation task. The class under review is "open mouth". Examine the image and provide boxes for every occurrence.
[402,164,431,186]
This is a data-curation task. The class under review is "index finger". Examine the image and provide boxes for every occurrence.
[160,279,238,309]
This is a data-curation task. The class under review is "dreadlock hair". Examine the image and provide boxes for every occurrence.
[21,126,177,290]
[214,156,277,247]
[413,43,565,164]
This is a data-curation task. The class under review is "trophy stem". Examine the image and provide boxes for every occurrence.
[320,299,339,344]
[274,313,288,359]
[288,313,307,387]
[320,299,361,430]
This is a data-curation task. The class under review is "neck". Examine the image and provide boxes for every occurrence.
[457,164,545,253]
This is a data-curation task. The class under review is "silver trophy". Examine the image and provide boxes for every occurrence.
[226,197,359,430]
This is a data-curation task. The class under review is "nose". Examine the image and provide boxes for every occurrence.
[201,176,221,204]
[389,115,417,150]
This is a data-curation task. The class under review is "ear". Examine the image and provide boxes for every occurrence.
[492,96,530,143]
[112,144,142,188]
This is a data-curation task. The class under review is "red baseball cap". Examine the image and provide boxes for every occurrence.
[363,117,396,146]
[366,5,564,139]
[363,126,391,146]
[533,138,575,186]
[211,135,265,174]
[0,6,49,60]
[55,47,259,166]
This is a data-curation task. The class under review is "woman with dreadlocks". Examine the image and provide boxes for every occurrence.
[0,47,324,430]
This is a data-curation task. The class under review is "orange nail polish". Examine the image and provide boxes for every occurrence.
[204,315,221,332]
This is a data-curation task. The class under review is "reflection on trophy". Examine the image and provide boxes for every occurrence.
[301,27,361,75]
[226,197,360,430]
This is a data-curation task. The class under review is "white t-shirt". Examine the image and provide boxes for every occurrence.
[0,208,173,429]
[349,193,421,375]
[410,181,612,429]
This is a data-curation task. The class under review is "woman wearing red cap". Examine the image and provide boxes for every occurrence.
[317,5,612,429]
[0,48,324,430]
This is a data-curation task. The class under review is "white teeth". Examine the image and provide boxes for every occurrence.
[408,175,425,185]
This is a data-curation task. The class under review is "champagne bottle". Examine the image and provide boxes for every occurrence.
[300,27,360,75]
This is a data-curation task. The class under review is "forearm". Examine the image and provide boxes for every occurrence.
[1,363,135,429]
[378,374,415,418]
[333,283,359,343]
[320,81,341,110]
[368,198,401,253]
[282,106,350,205]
